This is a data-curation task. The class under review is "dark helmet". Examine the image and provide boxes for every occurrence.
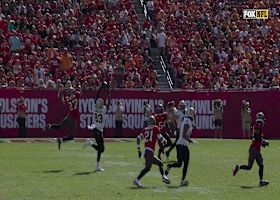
[156,104,164,114]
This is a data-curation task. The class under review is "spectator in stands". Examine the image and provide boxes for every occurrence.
[17,96,26,138]
[157,27,166,58]
[214,99,223,139]
[241,100,252,139]
[146,0,155,21]
[115,100,124,138]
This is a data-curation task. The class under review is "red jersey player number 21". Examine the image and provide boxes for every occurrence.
[134,116,170,188]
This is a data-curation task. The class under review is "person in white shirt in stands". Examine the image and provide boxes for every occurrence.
[157,27,167,58]
[146,0,155,20]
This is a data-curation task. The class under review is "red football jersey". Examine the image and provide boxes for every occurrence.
[250,123,263,152]
[64,91,80,118]
[154,112,168,132]
[139,125,161,152]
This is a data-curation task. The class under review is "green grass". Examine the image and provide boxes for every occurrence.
[0,139,279,200]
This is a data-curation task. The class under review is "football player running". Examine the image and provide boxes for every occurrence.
[165,100,187,159]
[83,85,111,172]
[165,107,197,187]
[233,112,269,187]
[154,104,172,160]
[133,116,170,188]
[43,80,80,150]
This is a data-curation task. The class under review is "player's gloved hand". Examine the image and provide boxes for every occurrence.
[192,140,198,145]
[261,140,269,147]
[138,150,142,158]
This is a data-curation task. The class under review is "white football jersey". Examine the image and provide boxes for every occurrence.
[177,117,193,147]
[175,108,187,129]
[93,106,107,132]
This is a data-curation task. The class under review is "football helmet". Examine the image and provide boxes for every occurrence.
[65,87,75,96]
[65,80,72,88]
[178,100,186,110]
[186,107,196,121]
[147,115,156,126]
[156,104,164,114]
[256,112,265,124]
[96,98,104,109]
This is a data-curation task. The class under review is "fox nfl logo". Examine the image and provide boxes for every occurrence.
[243,9,269,19]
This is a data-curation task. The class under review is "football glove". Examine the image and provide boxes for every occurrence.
[261,140,269,148]
[138,150,142,158]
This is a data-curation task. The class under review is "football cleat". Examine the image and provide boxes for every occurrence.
[95,163,104,172]
[180,180,189,187]
[83,138,93,149]
[259,180,269,187]
[57,138,62,150]
[233,165,239,176]
[162,175,171,184]
[42,123,50,132]
[133,179,143,188]
[95,167,104,172]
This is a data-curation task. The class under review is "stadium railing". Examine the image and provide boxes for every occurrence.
[139,0,147,17]
[160,56,174,90]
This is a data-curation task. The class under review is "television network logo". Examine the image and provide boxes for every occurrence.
[243,9,269,19]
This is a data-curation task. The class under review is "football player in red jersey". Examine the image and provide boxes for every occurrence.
[233,112,269,187]
[43,81,81,150]
[133,116,170,188]
[154,104,172,160]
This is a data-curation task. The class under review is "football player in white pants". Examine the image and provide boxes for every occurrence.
[84,95,111,171]
[165,107,197,186]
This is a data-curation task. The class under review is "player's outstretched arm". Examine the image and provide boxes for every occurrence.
[58,87,65,104]
[137,134,144,158]
[106,90,112,110]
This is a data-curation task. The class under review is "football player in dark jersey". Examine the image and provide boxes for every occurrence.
[154,104,172,160]
[43,81,81,150]
[233,112,269,187]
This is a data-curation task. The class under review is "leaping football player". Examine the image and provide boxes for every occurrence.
[43,80,80,150]
[83,82,111,171]
[133,116,170,188]
[154,104,172,160]
[233,112,269,187]
[165,107,197,186]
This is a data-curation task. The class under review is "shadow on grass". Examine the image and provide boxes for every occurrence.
[166,185,181,189]
[127,186,158,190]
[241,185,259,189]
[43,170,64,173]
[73,171,97,176]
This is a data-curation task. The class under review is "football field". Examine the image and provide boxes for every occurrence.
[0,139,279,200]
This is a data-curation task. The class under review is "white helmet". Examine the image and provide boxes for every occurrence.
[96,98,104,109]
[256,112,265,124]
[178,100,186,110]
[186,107,196,121]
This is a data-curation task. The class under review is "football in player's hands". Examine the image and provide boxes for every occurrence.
[138,150,142,158]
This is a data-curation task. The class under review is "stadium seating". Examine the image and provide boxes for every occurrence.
[150,0,280,89]
[0,0,159,90]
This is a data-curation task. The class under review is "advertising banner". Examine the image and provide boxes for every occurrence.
[0,89,279,139]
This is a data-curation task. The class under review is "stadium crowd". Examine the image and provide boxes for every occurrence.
[144,0,280,90]
[0,0,279,90]
[0,0,159,90]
